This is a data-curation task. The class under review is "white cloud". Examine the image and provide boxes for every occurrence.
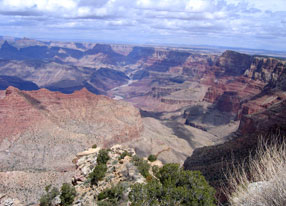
[186,0,209,12]
[0,0,285,50]
[2,0,77,11]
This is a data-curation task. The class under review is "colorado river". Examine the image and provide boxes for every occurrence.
[111,79,137,100]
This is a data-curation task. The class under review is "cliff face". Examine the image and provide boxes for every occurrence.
[216,91,241,115]
[0,87,143,205]
[200,54,286,117]
[244,57,286,83]
[183,54,286,196]
[217,50,253,76]
[183,96,286,193]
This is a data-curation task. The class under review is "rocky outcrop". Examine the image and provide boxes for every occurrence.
[216,91,241,115]
[275,69,286,91]
[146,51,190,72]
[183,98,286,193]
[0,87,143,205]
[71,145,153,205]
[244,57,286,83]
[203,86,224,103]
[238,99,286,135]
[217,50,253,76]
[28,145,162,206]
[85,44,125,64]
[1,144,164,205]
[0,193,22,206]
[126,46,155,64]
[150,87,181,98]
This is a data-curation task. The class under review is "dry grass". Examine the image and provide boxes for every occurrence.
[225,134,286,206]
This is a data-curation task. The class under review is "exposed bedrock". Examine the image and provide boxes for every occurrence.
[0,86,143,204]
[217,50,253,76]
[216,91,241,115]
[184,99,286,192]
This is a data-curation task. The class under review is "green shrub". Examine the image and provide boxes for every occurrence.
[98,183,125,201]
[132,156,150,178]
[118,150,132,160]
[129,179,162,206]
[60,183,76,206]
[97,199,117,206]
[89,164,108,185]
[148,154,157,162]
[89,149,110,186]
[97,149,110,165]
[129,163,216,206]
[152,165,160,177]
[39,185,59,206]
[131,155,140,162]
[92,144,97,149]
[157,163,181,186]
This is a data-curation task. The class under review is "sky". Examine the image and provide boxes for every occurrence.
[0,0,286,50]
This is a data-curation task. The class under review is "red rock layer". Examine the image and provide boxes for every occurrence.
[216,91,241,114]
[0,86,143,168]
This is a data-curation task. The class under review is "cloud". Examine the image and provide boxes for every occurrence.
[0,0,285,50]
[0,10,42,16]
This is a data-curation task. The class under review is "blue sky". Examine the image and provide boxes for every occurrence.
[0,0,286,50]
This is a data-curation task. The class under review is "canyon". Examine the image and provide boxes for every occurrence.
[0,37,286,204]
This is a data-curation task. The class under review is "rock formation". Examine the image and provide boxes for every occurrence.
[183,92,286,201]
[216,91,241,115]
[0,86,219,205]
[217,50,253,76]
[0,86,143,205]
[71,145,155,205]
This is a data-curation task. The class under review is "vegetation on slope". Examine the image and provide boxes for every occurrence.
[132,155,151,178]
[39,185,60,206]
[89,164,108,186]
[39,146,216,206]
[148,154,157,162]
[97,183,126,206]
[60,183,76,206]
[89,149,110,185]
[40,183,75,206]
[129,163,216,206]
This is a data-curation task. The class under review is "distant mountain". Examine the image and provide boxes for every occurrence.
[126,46,155,64]
[0,75,39,90]
[0,41,158,94]
[0,36,21,41]
[89,68,129,91]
